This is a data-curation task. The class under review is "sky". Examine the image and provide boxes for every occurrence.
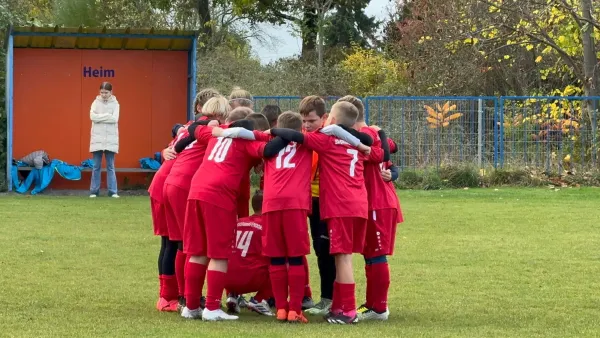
[249,0,394,64]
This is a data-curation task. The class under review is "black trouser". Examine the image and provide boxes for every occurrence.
[309,197,336,300]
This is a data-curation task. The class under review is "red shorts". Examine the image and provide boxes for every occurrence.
[163,184,188,241]
[150,198,168,236]
[263,210,310,257]
[183,200,237,259]
[225,262,270,296]
[363,208,399,258]
[327,217,367,255]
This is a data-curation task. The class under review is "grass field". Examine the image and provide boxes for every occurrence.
[1,188,600,337]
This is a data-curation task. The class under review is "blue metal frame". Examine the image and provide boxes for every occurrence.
[11,31,197,40]
[187,35,198,121]
[5,29,14,191]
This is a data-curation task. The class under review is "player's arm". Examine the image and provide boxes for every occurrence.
[319,125,361,145]
[263,137,290,158]
[379,129,391,162]
[270,128,305,143]
[173,120,211,153]
[389,163,399,182]
[388,138,398,154]
[364,129,390,163]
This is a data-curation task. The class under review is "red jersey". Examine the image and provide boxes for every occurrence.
[148,127,191,201]
[188,136,265,211]
[255,132,312,212]
[360,127,398,210]
[382,160,403,223]
[302,131,368,220]
[164,125,213,190]
[229,214,269,270]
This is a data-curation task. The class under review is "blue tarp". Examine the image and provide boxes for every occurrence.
[11,159,94,195]
[12,155,161,194]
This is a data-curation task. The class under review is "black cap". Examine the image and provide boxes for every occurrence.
[172,123,184,138]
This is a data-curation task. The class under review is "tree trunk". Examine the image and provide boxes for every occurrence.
[580,0,599,97]
[197,0,212,46]
[301,4,317,58]
[579,0,598,167]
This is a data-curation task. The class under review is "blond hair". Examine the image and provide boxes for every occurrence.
[331,101,359,128]
[194,88,220,114]
[337,95,365,122]
[202,96,231,121]
[229,87,254,108]
[277,111,303,131]
[227,107,253,123]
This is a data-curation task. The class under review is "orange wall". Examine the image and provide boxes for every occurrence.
[13,49,189,190]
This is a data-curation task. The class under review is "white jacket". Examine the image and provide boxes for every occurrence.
[89,95,120,153]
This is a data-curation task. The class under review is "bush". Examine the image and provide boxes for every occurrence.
[438,165,480,188]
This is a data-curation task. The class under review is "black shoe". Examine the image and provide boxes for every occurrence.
[325,311,358,324]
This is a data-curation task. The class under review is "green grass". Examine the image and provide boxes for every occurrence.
[1,188,600,337]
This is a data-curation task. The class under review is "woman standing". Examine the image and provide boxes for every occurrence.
[89,82,120,198]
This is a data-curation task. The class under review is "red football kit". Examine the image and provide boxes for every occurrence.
[225,214,272,301]
[184,136,266,259]
[302,130,374,255]
[148,127,191,237]
[251,131,312,258]
[359,127,402,258]
[163,125,214,241]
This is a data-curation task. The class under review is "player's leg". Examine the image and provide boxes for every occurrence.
[306,197,335,315]
[159,238,179,308]
[302,256,314,309]
[285,210,311,323]
[244,267,275,317]
[181,200,209,319]
[359,209,396,321]
[326,217,366,324]
[202,203,239,321]
[151,198,178,311]
[264,211,289,321]
[166,184,191,310]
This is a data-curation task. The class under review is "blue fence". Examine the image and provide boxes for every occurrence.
[254,96,600,173]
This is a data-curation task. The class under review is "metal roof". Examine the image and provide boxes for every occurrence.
[9,26,197,51]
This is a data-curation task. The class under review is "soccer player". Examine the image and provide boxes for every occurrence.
[164,97,235,310]
[148,123,189,312]
[299,96,335,316]
[193,88,220,120]
[225,190,274,317]
[336,96,401,321]
[214,111,371,323]
[181,116,288,321]
[270,101,389,324]
[260,105,282,128]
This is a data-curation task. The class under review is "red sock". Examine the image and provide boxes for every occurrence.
[163,275,179,301]
[302,256,312,298]
[371,263,390,313]
[269,264,288,311]
[331,281,341,313]
[175,250,186,298]
[365,263,373,308]
[339,282,356,316]
[184,260,207,310]
[158,274,165,298]
[205,270,227,311]
[288,264,305,313]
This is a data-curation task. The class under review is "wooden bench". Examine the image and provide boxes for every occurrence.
[17,167,157,173]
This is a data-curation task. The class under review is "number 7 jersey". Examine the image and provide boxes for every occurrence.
[303,131,368,220]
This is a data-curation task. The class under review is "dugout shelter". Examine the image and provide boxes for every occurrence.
[4,26,199,191]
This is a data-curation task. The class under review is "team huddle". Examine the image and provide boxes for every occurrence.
[148,87,403,324]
